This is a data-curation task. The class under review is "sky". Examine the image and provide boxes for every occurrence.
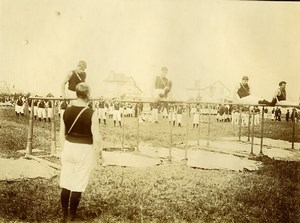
[1,0,300,100]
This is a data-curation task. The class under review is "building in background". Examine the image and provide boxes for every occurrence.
[187,80,231,103]
[0,81,12,94]
[102,71,143,100]
[201,81,231,103]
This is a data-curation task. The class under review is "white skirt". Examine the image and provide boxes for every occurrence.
[193,113,200,124]
[60,141,96,192]
[177,114,183,123]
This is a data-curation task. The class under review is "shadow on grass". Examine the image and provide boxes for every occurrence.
[234,156,300,223]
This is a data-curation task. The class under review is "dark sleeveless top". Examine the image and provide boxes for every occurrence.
[152,102,159,109]
[38,101,45,108]
[98,101,105,109]
[177,107,183,114]
[155,76,169,89]
[114,102,120,110]
[68,71,86,91]
[47,101,52,108]
[277,89,286,101]
[60,101,68,109]
[237,83,250,98]
[16,99,23,106]
[63,106,94,144]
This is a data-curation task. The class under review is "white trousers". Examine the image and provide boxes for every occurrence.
[60,141,96,192]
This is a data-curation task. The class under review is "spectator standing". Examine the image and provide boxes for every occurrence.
[193,104,200,128]
[15,96,23,117]
[286,109,290,122]
[271,108,275,121]
[176,105,183,127]
[275,107,282,121]
[168,103,176,126]
[113,98,122,127]
[291,108,298,122]
[96,97,107,125]
[37,100,46,122]
[152,101,159,123]
[45,100,53,122]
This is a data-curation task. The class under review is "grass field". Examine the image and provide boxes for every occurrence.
[0,108,300,222]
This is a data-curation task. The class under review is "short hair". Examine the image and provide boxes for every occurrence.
[279,81,286,86]
[78,60,87,69]
[161,67,168,72]
[75,83,90,99]
[242,76,249,81]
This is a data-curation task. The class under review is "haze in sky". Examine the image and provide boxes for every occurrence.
[1,0,300,101]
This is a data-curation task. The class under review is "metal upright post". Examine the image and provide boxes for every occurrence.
[185,106,189,163]
[26,99,34,155]
[250,110,255,155]
[197,109,201,146]
[238,106,242,141]
[169,109,173,163]
[50,100,56,156]
[207,105,211,147]
[259,106,264,156]
[292,108,296,149]
[136,104,140,152]
[122,123,125,151]
[248,106,251,141]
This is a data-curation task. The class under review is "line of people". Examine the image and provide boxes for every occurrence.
[11,95,300,128]
[285,108,298,122]
[14,96,54,122]
[231,106,261,126]
[28,99,54,122]
[57,97,144,128]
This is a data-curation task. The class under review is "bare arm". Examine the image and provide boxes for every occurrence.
[61,71,73,98]
[167,79,172,90]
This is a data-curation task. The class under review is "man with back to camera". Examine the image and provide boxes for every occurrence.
[61,60,87,100]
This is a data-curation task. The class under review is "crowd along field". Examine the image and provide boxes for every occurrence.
[0,107,300,223]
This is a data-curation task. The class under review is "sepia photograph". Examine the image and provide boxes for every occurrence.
[0,0,300,222]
